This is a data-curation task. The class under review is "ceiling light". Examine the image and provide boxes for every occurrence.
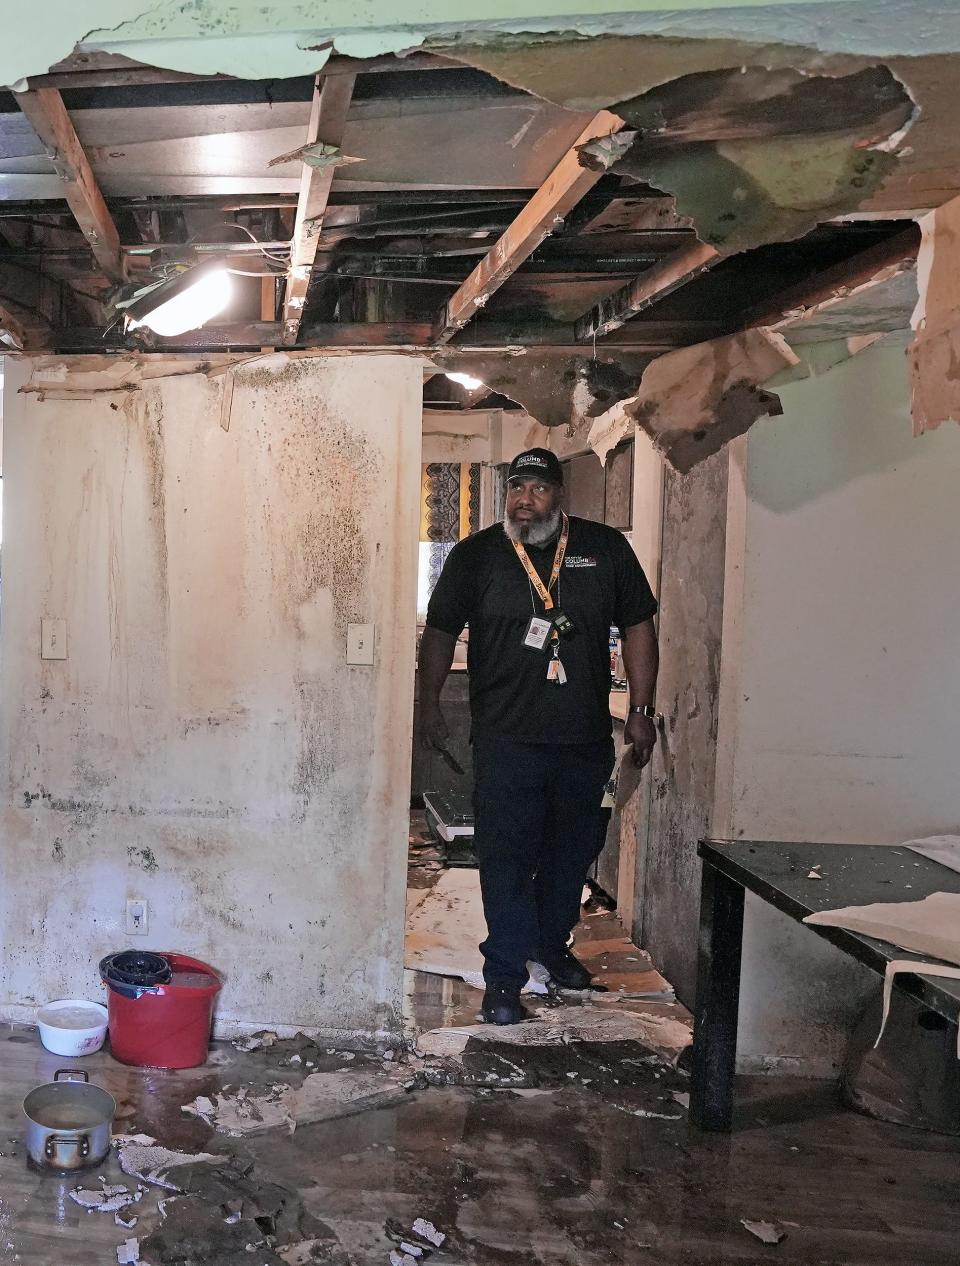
[446,371,484,391]
[120,261,233,337]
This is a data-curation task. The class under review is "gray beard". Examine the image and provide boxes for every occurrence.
[503,506,562,547]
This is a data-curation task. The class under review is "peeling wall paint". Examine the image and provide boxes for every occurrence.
[0,354,421,1040]
[639,448,728,1006]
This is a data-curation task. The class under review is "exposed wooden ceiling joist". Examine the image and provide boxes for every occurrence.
[13,87,126,284]
[739,223,921,331]
[574,240,719,341]
[433,110,623,345]
[49,317,722,354]
[281,71,356,346]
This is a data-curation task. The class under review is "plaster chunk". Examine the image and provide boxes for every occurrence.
[293,1067,416,1126]
[182,1084,296,1137]
[588,329,798,472]
[114,1138,217,1192]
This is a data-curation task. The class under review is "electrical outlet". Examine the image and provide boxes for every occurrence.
[125,899,149,936]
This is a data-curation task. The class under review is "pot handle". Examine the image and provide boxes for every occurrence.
[44,1133,90,1159]
[53,1069,90,1083]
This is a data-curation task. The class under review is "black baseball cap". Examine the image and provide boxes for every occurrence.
[507,447,563,487]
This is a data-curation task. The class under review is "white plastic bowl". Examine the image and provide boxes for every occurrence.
[37,998,108,1057]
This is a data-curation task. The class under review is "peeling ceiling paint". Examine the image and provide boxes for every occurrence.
[578,65,915,255]
[434,349,653,430]
[3,1,959,88]
[587,328,798,471]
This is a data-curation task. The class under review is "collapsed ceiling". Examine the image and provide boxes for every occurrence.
[2,7,958,465]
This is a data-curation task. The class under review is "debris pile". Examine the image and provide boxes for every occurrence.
[69,1178,142,1218]
[183,1065,417,1136]
[183,1084,297,1137]
[114,1136,343,1266]
[386,1216,447,1265]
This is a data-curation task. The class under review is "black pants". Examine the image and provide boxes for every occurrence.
[472,735,615,986]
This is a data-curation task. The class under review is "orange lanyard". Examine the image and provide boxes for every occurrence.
[510,513,569,612]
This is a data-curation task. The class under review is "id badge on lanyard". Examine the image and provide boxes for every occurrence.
[512,515,571,684]
[522,615,553,651]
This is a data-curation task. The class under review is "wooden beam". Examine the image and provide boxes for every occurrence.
[574,240,720,341]
[434,110,623,344]
[49,318,721,354]
[13,88,125,283]
[281,72,356,346]
[740,225,920,331]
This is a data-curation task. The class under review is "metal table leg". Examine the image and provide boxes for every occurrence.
[689,860,745,1132]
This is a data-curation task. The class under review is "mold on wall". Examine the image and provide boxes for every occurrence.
[639,447,728,1005]
[0,354,422,1041]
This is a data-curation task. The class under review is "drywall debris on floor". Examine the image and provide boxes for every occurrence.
[741,1219,787,1245]
[416,1002,690,1065]
[386,1216,448,1264]
[588,328,799,472]
[233,1031,280,1054]
[183,1065,417,1136]
[116,1238,140,1265]
[295,1066,416,1126]
[183,1084,297,1137]
[69,1180,142,1215]
[114,1135,218,1192]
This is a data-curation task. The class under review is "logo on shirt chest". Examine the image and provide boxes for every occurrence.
[564,555,598,569]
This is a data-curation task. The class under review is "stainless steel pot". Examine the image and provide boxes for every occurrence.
[23,1069,115,1172]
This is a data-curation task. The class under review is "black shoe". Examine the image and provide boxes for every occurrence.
[481,983,529,1025]
[538,947,593,990]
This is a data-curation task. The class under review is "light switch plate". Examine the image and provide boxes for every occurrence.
[346,622,375,665]
[41,618,67,660]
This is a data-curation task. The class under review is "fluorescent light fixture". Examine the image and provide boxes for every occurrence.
[122,260,233,337]
[446,371,484,390]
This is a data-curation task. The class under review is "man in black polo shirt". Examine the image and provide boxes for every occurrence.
[419,447,659,1024]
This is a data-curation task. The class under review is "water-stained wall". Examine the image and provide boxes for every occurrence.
[639,449,728,1006]
[0,354,421,1041]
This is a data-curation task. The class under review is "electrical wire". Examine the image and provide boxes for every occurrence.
[225,266,286,277]
[184,221,289,266]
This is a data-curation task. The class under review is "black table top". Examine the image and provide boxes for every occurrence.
[700,839,960,1015]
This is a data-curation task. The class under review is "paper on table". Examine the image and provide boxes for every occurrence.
[904,834,960,876]
[876,959,960,1058]
[803,891,960,967]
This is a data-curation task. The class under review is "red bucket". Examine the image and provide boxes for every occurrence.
[100,952,222,1069]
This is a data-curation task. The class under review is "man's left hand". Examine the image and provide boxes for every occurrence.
[624,712,658,768]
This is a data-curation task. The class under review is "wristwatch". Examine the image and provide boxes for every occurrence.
[630,704,658,719]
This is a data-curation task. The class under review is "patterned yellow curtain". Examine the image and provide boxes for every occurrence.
[419,463,481,543]
[419,463,482,608]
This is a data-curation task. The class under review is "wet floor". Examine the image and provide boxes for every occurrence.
[2,1020,960,1265]
[1,824,957,1264]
